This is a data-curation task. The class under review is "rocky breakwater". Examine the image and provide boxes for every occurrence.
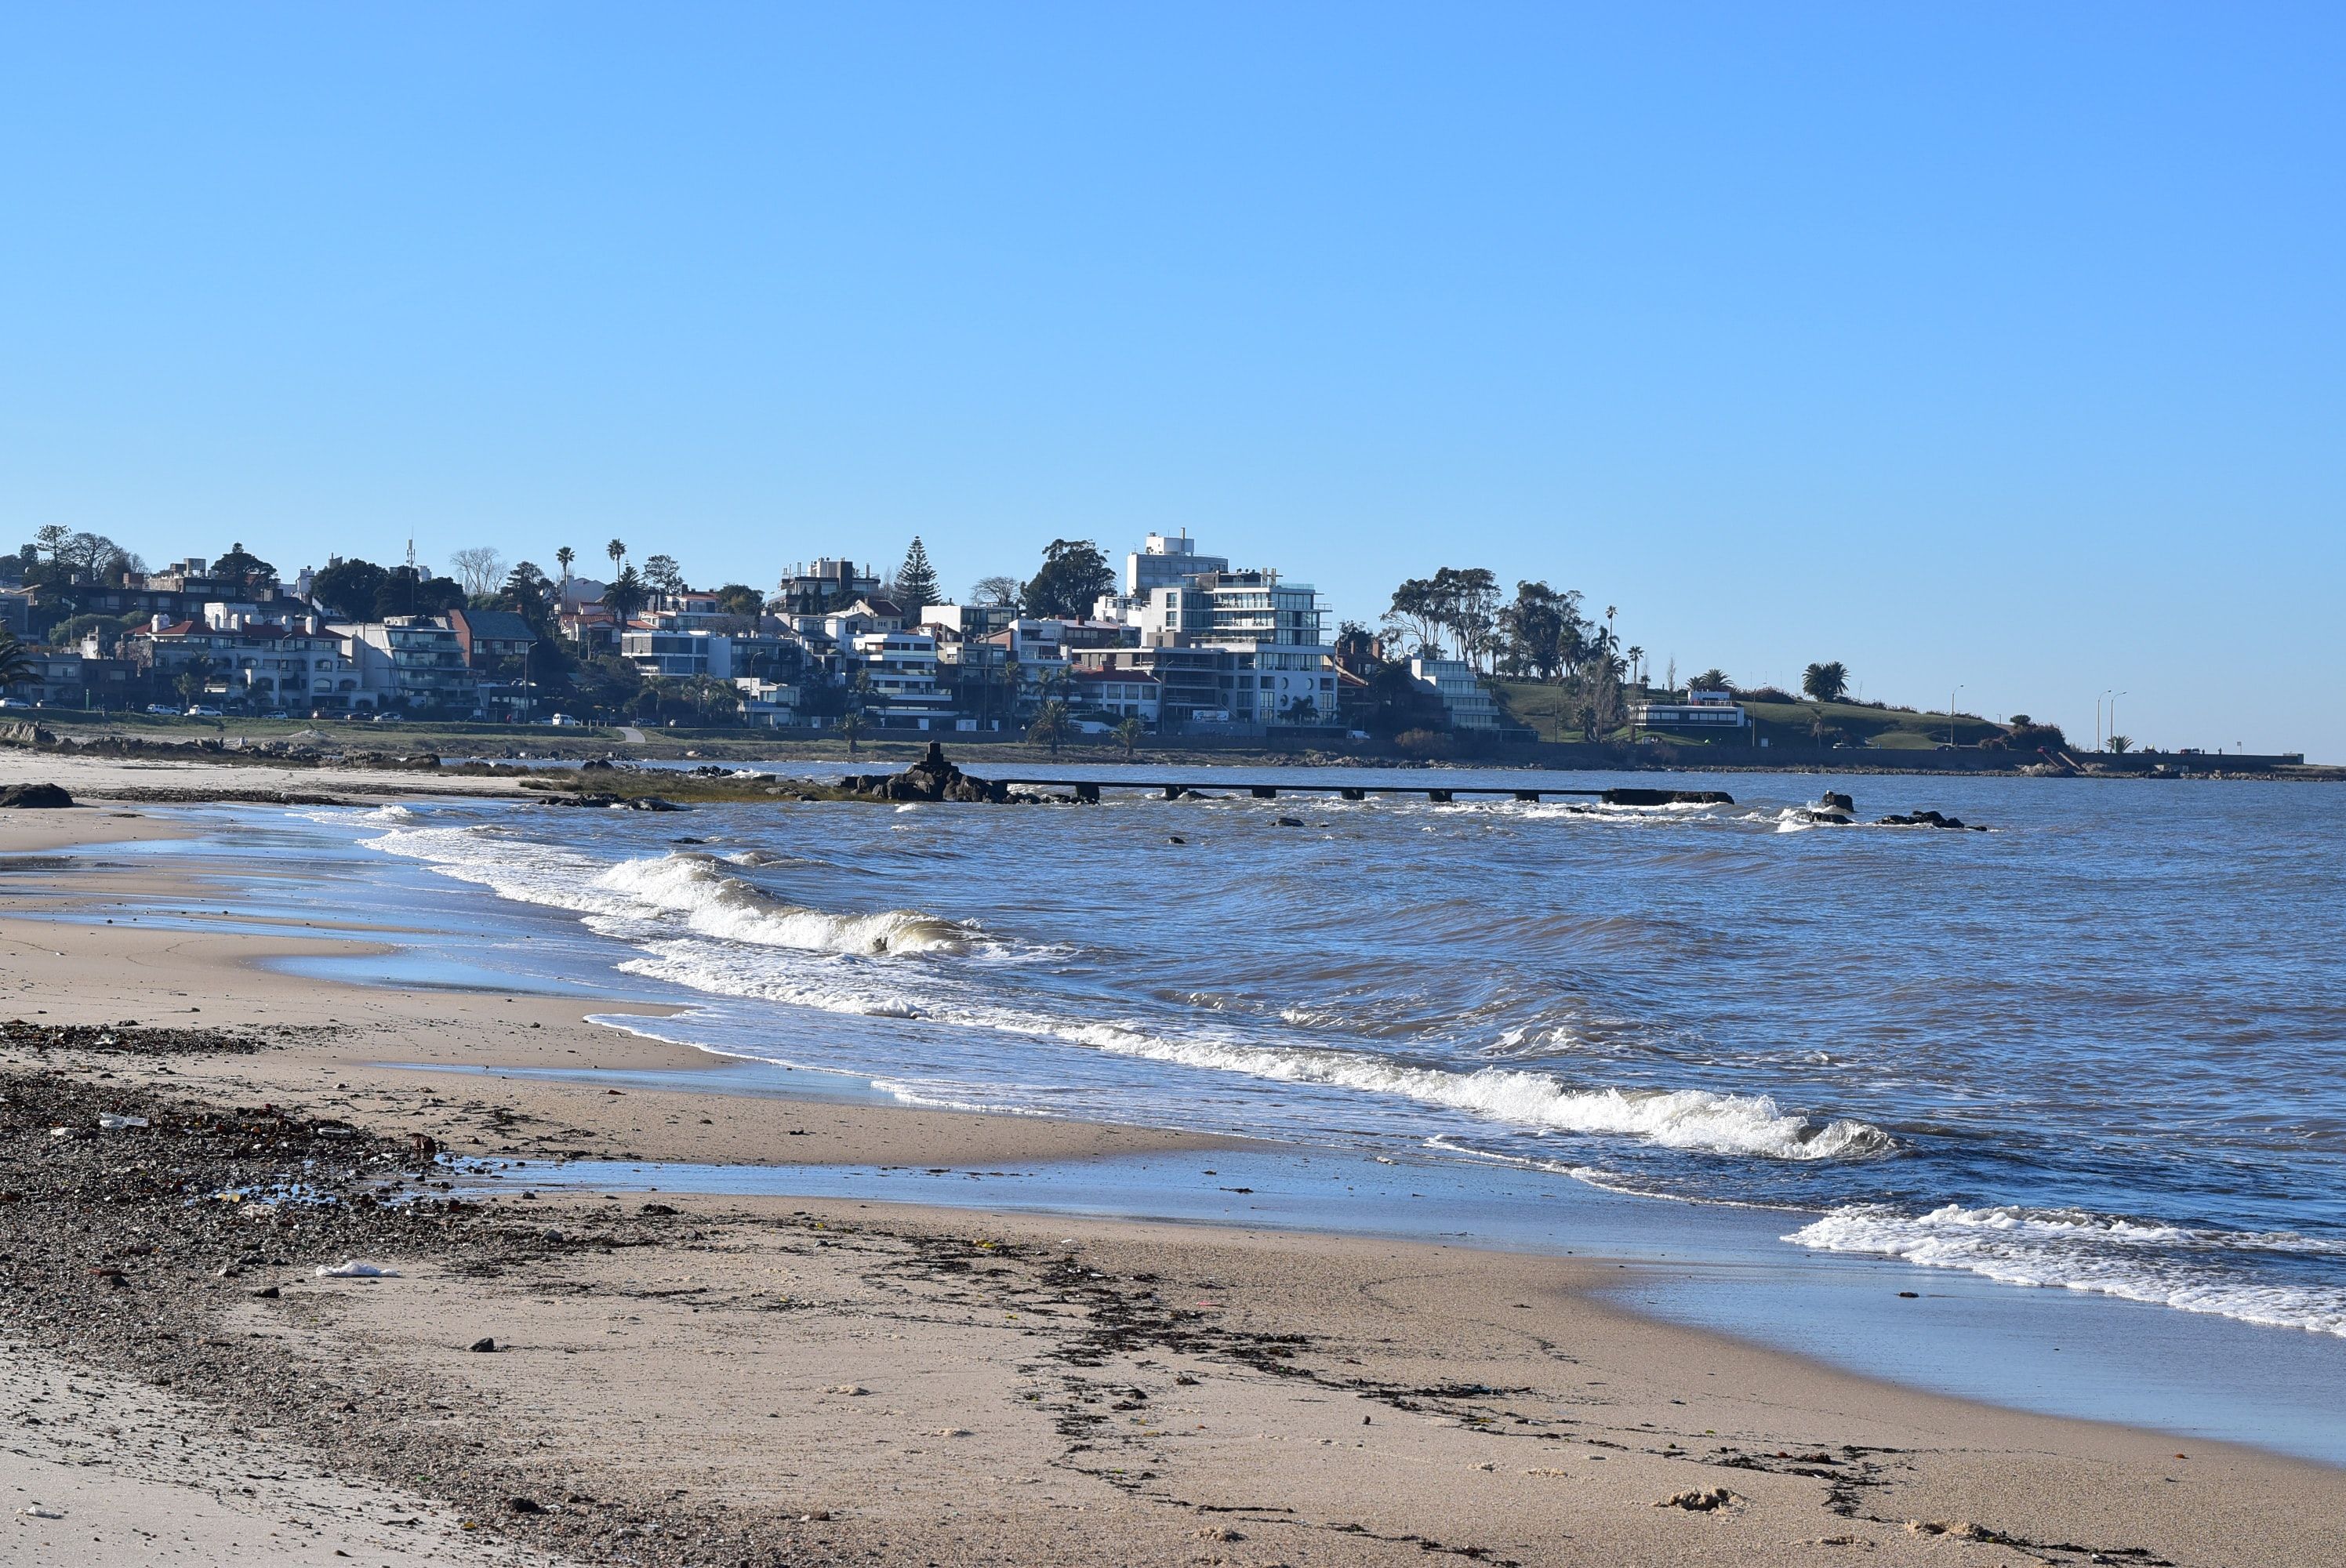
[1795,792,1988,830]
[841,742,1073,804]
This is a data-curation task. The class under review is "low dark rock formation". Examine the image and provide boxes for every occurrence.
[843,742,1022,803]
[1602,787,1734,807]
[1876,808,1987,831]
[0,782,73,809]
[539,792,682,811]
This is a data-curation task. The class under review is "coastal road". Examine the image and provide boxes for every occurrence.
[616,725,648,743]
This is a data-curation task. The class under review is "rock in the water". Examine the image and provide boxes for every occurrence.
[1603,787,1734,806]
[0,782,72,809]
[847,742,1015,803]
[1876,808,1983,830]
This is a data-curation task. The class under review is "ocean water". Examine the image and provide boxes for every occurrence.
[263,764,2346,1356]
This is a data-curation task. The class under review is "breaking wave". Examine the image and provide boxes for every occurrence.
[352,819,969,957]
[619,933,1890,1163]
[1788,1203,2346,1336]
[596,855,969,956]
[1068,1034,1890,1161]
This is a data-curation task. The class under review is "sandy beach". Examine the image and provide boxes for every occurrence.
[4,793,2344,1566]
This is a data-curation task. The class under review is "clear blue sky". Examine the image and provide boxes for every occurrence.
[3,4,2340,756]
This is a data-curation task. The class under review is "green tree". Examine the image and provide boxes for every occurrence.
[606,539,626,574]
[1691,668,1732,692]
[1429,567,1500,671]
[1113,716,1145,757]
[603,566,647,624]
[0,629,34,689]
[1496,581,1585,681]
[1384,578,1445,658]
[1022,540,1113,621]
[554,545,575,591]
[172,655,216,709]
[712,583,765,619]
[210,542,277,590]
[499,563,556,633]
[2108,734,2133,755]
[892,537,941,619]
[1801,662,1850,703]
[309,559,389,619]
[641,554,685,609]
[1026,699,1073,754]
[374,570,466,619]
[837,711,867,757]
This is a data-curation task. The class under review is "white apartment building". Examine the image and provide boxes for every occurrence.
[1123,532,1229,597]
[852,630,954,727]
[136,604,362,710]
[1410,657,1503,730]
[1093,535,1336,727]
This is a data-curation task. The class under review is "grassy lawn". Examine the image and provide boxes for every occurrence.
[1489,681,2003,749]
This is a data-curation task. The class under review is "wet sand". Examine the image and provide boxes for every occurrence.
[3,800,2343,1566]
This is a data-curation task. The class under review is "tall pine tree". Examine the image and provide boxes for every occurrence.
[892,536,941,618]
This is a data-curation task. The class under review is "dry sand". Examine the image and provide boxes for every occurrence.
[3,798,2343,1566]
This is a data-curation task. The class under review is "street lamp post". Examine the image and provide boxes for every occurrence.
[1948,684,1963,747]
[2111,691,2127,753]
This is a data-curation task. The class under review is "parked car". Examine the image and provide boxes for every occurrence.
[145,703,177,715]
[0,697,29,710]
[185,705,222,717]
[263,710,289,720]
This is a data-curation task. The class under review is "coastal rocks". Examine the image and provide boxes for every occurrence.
[540,792,683,811]
[1657,1487,1741,1512]
[0,782,74,809]
[1876,809,1987,831]
[842,742,1025,804]
[1602,787,1734,806]
[0,721,58,747]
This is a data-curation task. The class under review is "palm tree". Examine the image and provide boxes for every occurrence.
[1113,716,1145,757]
[837,712,867,757]
[1026,699,1073,756]
[1801,662,1850,704]
[605,539,626,575]
[555,546,575,593]
[0,629,34,692]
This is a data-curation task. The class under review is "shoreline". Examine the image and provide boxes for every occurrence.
[7,800,2346,1563]
[5,739,2337,808]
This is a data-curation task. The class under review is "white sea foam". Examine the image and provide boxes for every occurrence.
[1788,1203,2346,1336]
[347,814,1890,1164]
[1068,1032,1888,1160]
[595,854,968,955]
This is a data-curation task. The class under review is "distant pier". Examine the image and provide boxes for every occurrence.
[988,778,1732,807]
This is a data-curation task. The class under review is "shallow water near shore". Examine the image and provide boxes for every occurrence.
[60,770,2346,1461]
[466,1135,2346,1464]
